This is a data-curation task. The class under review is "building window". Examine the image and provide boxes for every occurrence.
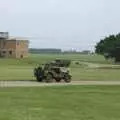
[9,51,12,55]
[20,54,23,58]
[3,51,6,54]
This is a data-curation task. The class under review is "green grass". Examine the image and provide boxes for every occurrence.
[0,53,120,81]
[0,85,120,120]
[1,54,120,120]
[72,67,120,81]
[0,66,33,81]
[0,54,107,66]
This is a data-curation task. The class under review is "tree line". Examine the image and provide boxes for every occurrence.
[29,48,62,54]
[95,33,120,62]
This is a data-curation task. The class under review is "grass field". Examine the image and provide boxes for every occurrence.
[0,85,120,120]
[1,54,120,120]
[0,53,120,81]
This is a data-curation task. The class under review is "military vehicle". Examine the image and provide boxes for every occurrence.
[34,59,71,83]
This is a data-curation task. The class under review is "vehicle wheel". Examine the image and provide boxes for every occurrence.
[55,78,61,82]
[64,75,71,83]
[36,77,43,82]
[46,73,53,83]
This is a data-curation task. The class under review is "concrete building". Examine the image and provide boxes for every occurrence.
[0,32,29,58]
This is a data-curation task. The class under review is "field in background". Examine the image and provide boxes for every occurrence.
[1,55,120,120]
[0,53,120,81]
[0,85,120,120]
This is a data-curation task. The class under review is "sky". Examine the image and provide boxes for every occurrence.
[0,0,120,51]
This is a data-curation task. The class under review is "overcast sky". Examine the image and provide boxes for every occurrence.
[0,0,120,51]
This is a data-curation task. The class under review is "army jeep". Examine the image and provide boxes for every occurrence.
[34,59,71,83]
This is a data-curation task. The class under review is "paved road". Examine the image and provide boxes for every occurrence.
[1,80,120,87]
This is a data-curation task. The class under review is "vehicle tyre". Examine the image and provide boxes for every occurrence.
[55,78,61,82]
[46,73,53,83]
[64,74,71,83]
[36,77,43,82]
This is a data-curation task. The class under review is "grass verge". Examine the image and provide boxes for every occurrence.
[0,85,120,120]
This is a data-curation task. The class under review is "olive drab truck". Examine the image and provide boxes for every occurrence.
[34,59,72,83]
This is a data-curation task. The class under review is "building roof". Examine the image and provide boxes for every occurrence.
[7,37,29,42]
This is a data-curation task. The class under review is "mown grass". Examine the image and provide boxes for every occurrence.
[0,85,120,120]
[0,54,107,66]
[0,53,120,81]
[72,67,120,81]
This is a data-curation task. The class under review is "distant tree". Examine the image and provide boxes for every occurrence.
[95,33,120,62]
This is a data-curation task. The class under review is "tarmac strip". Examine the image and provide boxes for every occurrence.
[1,81,120,87]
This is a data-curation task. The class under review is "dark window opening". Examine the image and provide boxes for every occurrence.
[20,54,23,58]
[3,51,6,54]
[9,51,12,55]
